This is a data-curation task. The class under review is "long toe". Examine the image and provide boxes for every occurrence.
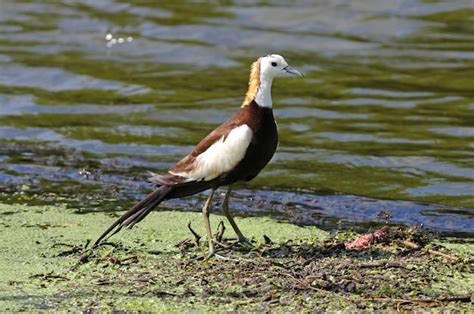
[238,236,254,249]
[206,248,239,262]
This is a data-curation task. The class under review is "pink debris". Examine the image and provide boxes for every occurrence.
[344,229,386,249]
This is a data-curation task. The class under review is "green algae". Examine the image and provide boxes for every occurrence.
[0,202,472,312]
[0,202,326,311]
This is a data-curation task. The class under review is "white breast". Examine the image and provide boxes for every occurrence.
[170,124,253,181]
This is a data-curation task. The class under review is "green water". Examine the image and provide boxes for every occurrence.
[0,1,473,235]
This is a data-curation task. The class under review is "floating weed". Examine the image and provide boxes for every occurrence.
[1,203,472,311]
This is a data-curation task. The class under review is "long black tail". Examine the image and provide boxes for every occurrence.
[93,185,173,247]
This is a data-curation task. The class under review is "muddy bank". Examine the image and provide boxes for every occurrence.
[0,203,472,311]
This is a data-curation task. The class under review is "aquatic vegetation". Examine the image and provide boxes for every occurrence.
[0,203,472,311]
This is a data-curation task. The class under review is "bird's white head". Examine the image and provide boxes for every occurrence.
[242,54,302,109]
[259,54,303,80]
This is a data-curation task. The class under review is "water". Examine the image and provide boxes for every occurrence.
[0,0,473,237]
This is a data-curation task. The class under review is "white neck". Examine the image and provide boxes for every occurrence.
[254,75,273,108]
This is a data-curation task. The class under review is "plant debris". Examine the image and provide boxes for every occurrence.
[2,204,472,312]
[27,225,472,311]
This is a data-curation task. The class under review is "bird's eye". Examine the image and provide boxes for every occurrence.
[271,62,277,67]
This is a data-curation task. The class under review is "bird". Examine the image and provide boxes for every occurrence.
[93,54,303,256]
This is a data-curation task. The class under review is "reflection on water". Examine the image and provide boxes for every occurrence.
[0,1,472,236]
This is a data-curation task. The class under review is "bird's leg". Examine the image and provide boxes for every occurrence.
[222,185,251,246]
[202,189,216,256]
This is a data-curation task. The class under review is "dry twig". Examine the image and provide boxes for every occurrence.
[402,240,459,261]
[187,221,201,246]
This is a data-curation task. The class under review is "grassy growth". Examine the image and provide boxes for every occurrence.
[0,203,472,311]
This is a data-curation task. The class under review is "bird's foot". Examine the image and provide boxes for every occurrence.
[214,237,253,251]
[236,235,254,249]
[205,249,239,262]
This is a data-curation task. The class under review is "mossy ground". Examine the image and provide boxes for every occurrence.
[0,203,472,312]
